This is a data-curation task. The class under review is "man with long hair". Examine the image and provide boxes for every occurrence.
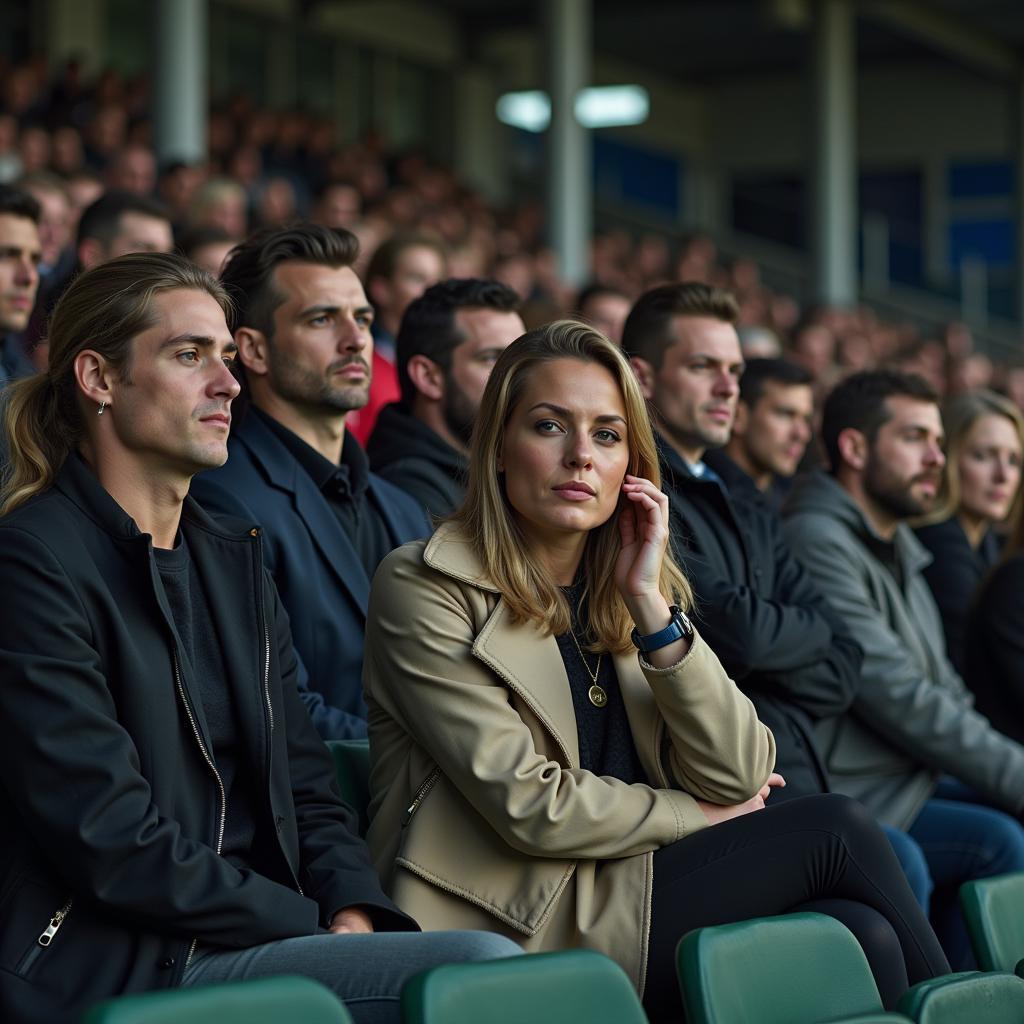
[0,251,517,1024]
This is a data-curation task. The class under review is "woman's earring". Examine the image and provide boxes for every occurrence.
[97,401,107,416]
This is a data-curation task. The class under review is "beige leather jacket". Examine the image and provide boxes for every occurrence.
[364,522,775,990]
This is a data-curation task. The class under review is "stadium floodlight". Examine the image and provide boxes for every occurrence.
[495,85,650,132]
[575,85,649,128]
[496,91,552,132]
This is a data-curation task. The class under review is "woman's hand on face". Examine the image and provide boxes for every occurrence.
[614,475,671,608]
[696,774,786,827]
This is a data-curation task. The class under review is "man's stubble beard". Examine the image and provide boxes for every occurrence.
[266,347,371,416]
[863,451,936,521]
[441,375,477,449]
[657,407,732,459]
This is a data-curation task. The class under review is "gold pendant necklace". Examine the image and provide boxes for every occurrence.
[570,628,607,708]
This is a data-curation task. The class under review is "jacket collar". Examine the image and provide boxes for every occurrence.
[232,407,382,610]
[423,520,501,592]
[54,450,251,544]
[367,402,467,476]
[424,522,579,758]
[793,470,933,578]
[422,522,662,771]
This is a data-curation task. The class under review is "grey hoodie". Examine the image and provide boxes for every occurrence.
[782,470,1024,828]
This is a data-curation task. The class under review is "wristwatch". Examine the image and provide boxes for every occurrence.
[630,605,694,653]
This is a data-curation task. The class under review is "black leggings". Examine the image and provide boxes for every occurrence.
[642,794,950,1022]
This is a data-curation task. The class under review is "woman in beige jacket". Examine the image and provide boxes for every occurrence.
[364,321,948,1018]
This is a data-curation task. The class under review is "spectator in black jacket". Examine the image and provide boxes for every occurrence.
[915,390,1024,674]
[622,282,931,908]
[716,357,814,510]
[367,278,524,520]
[0,252,517,1024]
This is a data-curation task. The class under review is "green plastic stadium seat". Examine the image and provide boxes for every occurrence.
[83,975,353,1023]
[677,912,912,1024]
[326,738,371,835]
[960,873,1024,972]
[898,971,1024,1023]
[401,949,648,1024]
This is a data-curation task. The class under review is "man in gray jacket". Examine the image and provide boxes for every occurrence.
[782,369,1024,965]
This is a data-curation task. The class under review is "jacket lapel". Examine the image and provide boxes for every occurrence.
[425,524,581,766]
[293,474,371,610]
[473,600,581,768]
[238,414,372,613]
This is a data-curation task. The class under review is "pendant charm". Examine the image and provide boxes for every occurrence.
[588,684,608,708]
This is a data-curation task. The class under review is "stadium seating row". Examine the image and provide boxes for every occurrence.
[82,746,1024,1023]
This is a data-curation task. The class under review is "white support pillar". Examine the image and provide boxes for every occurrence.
[545,0,592,288]
[811,0,857,307]
[153,0,207,164]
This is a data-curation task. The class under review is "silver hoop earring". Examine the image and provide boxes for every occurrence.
[97,402,107,416]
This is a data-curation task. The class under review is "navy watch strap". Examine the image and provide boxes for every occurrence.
[631,605,693,653]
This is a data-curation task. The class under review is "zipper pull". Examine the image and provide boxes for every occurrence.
[38,902,71,947]
[402,795,422,827]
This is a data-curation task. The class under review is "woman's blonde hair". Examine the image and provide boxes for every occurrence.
[1,251,231,516]
[450,319,692,654]
[917,389,1024,532]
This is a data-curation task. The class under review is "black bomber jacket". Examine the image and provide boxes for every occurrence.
[0,454,413,1024]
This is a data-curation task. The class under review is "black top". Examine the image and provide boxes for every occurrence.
[915,517,1002,676]
[554,583,647,784]
[256,408,393,578]
[153,536,264,874]
[966,552,1024,744]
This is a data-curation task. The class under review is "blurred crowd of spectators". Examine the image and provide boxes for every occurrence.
[2,54,1021,417]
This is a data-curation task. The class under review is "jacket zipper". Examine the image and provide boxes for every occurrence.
[16,897,73,976]
[37,898,73,947]
[173,651,226,968]
[262,622,273,733]
[402,767,441,826]
[250,530,301,898]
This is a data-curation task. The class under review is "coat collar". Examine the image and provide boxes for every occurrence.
[423,521,500,592]
[423,522,662,771]
[54,450,254,544]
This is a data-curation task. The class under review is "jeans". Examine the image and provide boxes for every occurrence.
[884,825,933,913]
[907,778,1024,969]
[182,929,522,1024]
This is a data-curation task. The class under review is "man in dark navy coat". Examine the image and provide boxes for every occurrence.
[193,223,429,740]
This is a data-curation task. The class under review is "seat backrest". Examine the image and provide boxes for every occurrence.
[326,738,372,835]
[678,912,887,1024]
[898,971,1024,1023]
[83,975,353,1024]
[961,873,1024,972]
[401,949,648,1024]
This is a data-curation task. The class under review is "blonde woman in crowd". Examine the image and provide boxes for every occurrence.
[915,390,1024,673]
[363,320,948,1021]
